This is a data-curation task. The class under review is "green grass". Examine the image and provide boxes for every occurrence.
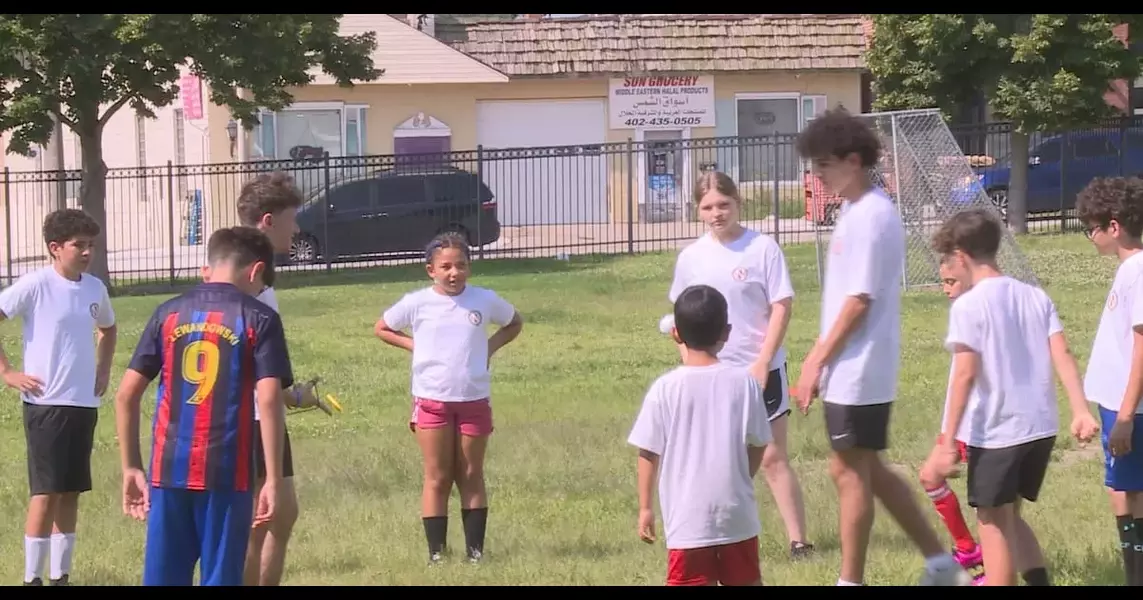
[0,234,1127,586]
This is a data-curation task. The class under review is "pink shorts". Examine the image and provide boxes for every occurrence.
[409,398,494,437]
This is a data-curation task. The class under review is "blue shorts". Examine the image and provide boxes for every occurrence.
[143,486,254,586]
[1100,406,1143,492]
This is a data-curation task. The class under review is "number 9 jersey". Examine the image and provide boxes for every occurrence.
[127,281,294,493]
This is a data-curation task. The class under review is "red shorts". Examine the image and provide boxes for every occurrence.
[666,537,761,586]
[409,398,494,437]
[936,433,969,462]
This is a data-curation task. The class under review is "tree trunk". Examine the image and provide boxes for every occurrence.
[42,116,67,212]
[1007,129,1030,234]
[77,122,110,285]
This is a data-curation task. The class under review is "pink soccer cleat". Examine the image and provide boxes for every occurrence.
[953,545,986,586]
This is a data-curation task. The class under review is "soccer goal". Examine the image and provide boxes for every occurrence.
[809,108,1039,290]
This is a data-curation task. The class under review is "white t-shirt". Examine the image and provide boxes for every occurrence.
[0,266,115,407]
[627,363,772,550]
[819,188,904,406]
[944,276,1062,449]
[1085,251,1143,413]
[668,229,795,370]
[383,285,516,402]
[253,286,280,421]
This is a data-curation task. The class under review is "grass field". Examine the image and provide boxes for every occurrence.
[0,233,1127,586]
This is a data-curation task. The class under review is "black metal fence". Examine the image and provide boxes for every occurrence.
[2,118,1138,290]
[0,135,818,289]
[947,116,1143,230]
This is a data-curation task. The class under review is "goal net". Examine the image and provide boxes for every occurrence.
[810,108,1039,290]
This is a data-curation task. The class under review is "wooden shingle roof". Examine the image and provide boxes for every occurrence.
[436,14,867,77]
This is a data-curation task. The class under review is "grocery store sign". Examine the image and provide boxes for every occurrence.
[609,75,715,130]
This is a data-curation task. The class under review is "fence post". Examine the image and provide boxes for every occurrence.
[626,138,635,254]
[476,145,485,261]
[770,136,781,245]
[322,152,332,273]
[2,167,10,286]
[890,114,908,292]
[166,161,176,286]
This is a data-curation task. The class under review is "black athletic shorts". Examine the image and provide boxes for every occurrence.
[823,401,892,452]
[254,424,295,480]
[762,363,792,422]
[966,436,1055,508]
[23,402,98,496]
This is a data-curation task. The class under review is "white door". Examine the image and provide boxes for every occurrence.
[476,99,608,226]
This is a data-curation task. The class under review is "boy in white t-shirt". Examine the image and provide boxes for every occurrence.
[926,208,1098,586]
[666,170,813,560]
[376,232,524,565]
[235,172,324,586]
[630,284,772,586]
[0,209,117,586]
[793,108,970,586]
[1076,176,1143,586]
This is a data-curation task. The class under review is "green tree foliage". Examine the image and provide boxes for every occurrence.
[0,14,380,283]
[866,14,1143,233]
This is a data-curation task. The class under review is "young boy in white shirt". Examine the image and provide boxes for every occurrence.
[1076,176,1143,586]
[792,108,971,586]
[376,232,524,564]
[0,209,117,586]
[629,284,772,586]
[919,264,987,585]
[235,172,325,586]
[925,208,1098,586]
[666,170,813,560]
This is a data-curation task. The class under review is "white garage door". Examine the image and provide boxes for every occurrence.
[476,99,608,227]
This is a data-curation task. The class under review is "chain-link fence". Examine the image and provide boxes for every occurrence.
[819,109,1038,290]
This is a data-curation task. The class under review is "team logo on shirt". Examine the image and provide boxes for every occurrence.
[1108,291,1119,311]
[89,302,100,319]
[467,310,484,326]
[731,267,748,282]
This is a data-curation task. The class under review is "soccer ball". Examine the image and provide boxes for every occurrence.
[658,314,675,336]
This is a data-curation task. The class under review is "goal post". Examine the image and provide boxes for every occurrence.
[812,108,1039,290]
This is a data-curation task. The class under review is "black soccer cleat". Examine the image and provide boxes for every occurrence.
[50,574,70,586]
[467,548,483,564]
[428,551,444,566]
[24,577,43,586]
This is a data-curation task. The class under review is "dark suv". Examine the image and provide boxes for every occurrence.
[289,167,501,264]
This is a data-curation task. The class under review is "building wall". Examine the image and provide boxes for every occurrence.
[0,66,216,264]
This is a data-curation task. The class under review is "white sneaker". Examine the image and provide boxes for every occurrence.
[920,564,974,586]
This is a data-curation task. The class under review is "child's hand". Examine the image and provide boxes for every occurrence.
[1070,412,1100,446]
[926,443,962,479]
[638,509,656,544]
[1110,418,1135,457]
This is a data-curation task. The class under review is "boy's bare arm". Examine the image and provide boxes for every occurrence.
[114,370,150,472]
[1048,332,1092,417]
[256,378,286,484]
[942,346,979,446]
[807,296,870,368]
[637,449,659,512]
[1118,327,1143,419]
